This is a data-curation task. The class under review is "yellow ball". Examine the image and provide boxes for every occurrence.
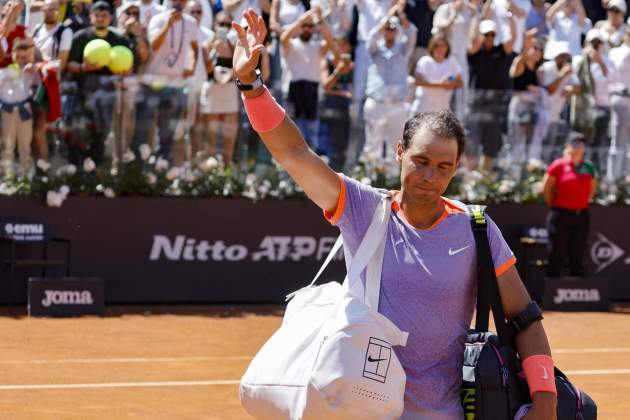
[108,45,134,74]
[83,39,111,67]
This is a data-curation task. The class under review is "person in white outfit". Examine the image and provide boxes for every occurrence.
[200,12,240,164]
[411,33,463,114]
[593,0,627,49]
[182,0,214,164]
[606,26,630,181]
[361,2,417,177]
[432,0,478,121]
[545,0,591,57]
[0,37,40,177]
[539,41,580,161]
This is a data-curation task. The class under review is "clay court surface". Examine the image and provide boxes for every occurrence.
[0,306,629,419]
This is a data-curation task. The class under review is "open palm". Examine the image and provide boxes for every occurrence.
[232,9,267,80]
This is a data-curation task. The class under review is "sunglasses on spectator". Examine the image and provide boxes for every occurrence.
[125,9,139,16]
[483,32,496,37]
[217,21,231,27]
[43,8,59,12]
[189,9,202,15]
[15,44,33,50]
[608,7,623,13]
[302,23,315,28]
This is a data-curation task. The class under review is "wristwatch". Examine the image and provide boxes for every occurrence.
[236,69,264,91]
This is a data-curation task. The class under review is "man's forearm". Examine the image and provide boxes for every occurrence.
[151,22,171,51]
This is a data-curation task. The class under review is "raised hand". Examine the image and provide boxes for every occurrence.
[232,8,267,83]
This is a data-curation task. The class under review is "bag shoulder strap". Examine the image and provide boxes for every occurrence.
[286,190,391,302]
[364,190,392,309]
[466,205,511,347]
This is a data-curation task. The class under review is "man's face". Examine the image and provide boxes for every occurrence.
[91,9,112,29]
[567,142,585,161]
[42,0,60,24]
[607,7,624,25]
[171,0,186,11]
[384,25,398,42]
[396,128,459,205]
[185,3,202,23]
[300,20,315,41]
[13,42,33,65]
[482,31,495,48]
[554,53,570,69]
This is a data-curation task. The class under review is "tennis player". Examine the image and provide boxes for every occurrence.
[232,9,557,419]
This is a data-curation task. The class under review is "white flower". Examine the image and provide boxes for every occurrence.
[56,164,77,176]
[278,180,293,194]
[166,167,181,181]
[139,144,152,161]
[36,159,50,172]
[148,155,156,165]
[46,191,64,207]
[155,157,169,172]
[201,156,219,172]
[531,181,544,195]
[104,187,116,198]
[245,173,257,187]
[59,185,70,198]
[498,179,516,195]
[185,171,196,182]
[526,158,544,173]
[146,173,157,185]
[360,177,371,185]
[122,149,136,163]
[83,158,96,173]
[41,176,48,183]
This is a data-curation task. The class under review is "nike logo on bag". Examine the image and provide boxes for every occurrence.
[540,365,549,380]
[448,246,470,256]
[367,356,387,363]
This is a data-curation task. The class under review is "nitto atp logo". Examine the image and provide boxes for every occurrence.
[591,233,625,273]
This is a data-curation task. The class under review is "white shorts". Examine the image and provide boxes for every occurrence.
[200,80,239,115]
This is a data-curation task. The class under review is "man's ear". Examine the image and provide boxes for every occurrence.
[396,141,403,163]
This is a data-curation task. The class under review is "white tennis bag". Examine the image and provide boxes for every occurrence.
[240,195,409,419]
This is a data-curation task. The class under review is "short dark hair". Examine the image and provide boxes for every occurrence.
[91,0,112,13]
[402,110,466,158]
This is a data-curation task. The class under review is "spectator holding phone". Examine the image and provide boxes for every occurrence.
[132,0,198,160]
[200,11,240,165]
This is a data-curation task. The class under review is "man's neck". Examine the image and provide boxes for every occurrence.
[385,40,395,49]
[94,27,109,37]
[44,21,57,30]
[397,190,446,230]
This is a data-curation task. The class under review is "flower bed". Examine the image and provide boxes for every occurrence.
[1,146,629,207]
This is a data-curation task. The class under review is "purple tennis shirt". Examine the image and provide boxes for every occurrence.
[325,175,516,419]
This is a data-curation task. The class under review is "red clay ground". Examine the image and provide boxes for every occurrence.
[0,305,628,419]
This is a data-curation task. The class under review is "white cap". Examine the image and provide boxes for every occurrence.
[116,0,140,17]
[479,19,497,35]
[608,0,627,14]
[546,41,572,59]
[585,28,603,43]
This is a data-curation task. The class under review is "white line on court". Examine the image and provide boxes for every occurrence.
[564,368,630,376]
[0,380,241,391]
[0,356,251,365]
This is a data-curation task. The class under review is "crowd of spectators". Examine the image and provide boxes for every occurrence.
[0,0,628,183]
